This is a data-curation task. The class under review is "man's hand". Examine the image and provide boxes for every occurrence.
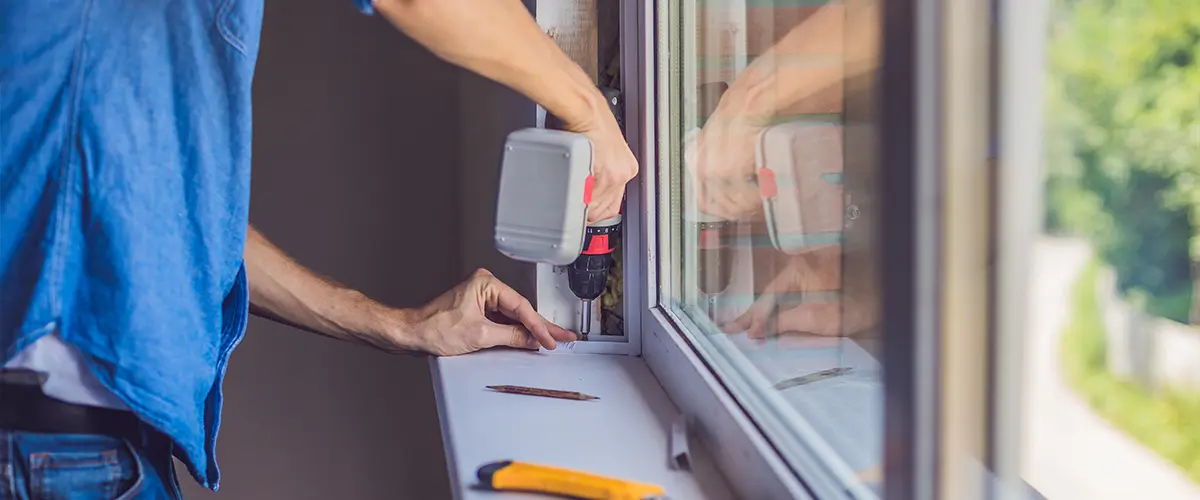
[684,104,765,221]
[722,245,843,338]
[722,245,877,339]
[561,99,638,223]
[397,269,576,356]
[682,3,865,221]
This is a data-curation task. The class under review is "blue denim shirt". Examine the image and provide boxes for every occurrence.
[2,0,373,490]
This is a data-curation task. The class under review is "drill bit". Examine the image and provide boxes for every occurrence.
[580,299,593,336]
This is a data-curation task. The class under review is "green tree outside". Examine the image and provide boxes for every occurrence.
[1046,0,1200,323]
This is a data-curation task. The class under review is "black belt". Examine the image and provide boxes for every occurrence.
[0,381,144,444]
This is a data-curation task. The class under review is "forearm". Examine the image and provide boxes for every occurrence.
[243,226,418,351]
[720,4,879,121]
[374,0,607,129]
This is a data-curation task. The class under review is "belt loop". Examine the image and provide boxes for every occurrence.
[137,420,150,450]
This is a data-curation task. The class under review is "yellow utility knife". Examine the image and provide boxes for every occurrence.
[476,460,669,500]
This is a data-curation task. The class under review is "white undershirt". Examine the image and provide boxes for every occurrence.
[5,331,129,410]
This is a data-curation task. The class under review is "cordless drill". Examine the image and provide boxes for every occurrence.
[548,87,623,336]
[493,87,624,336]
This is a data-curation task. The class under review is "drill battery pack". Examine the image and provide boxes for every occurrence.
[494,128,595,266]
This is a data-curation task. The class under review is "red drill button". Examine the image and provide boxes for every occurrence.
[582,234,612,255]
[699,228,721,250]
[758,168,777,198]
[583,175,595,205]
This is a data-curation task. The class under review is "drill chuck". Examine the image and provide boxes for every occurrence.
[568,217,620,335]
[566,253,613,301]
[696,220,734,296]
[567,221,620,302]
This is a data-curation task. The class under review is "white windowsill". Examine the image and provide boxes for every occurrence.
[429,349,736,500]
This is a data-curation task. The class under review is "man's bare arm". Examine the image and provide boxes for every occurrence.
[719,3,881,121]
[243,225,415,351]
[373,0,601,128]
[243,226,575,355]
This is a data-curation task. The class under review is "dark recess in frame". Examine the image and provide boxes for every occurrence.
[880,0,942,497]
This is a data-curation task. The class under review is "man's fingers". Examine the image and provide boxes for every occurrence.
[546,322,578,342]
[486,323,540,350]
[711,186,742,218]
[696,183,748,221]
[716,183,762,221]
[777,302,841,336]
[722,311,753,333]
[587,187,621,223]
[746,318,770,340]
[485,277,559,349]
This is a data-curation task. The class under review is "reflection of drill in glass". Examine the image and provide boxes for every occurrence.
[694,82,735,321]
[696,217,734,320]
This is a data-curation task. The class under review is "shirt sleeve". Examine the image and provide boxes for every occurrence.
[355,0,374,15]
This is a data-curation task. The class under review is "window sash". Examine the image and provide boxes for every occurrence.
[625,0,1012,498]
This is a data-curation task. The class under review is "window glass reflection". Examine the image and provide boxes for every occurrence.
[662,0,883,493]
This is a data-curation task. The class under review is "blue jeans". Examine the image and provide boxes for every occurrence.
[0,429,180,499]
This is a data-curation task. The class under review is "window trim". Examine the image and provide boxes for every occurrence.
[878,0,944,497]
[991,0,1051,496]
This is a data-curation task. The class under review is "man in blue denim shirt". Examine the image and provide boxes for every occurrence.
[0,0,635,497]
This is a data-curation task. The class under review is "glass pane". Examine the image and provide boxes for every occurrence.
[658,0,884,494]
[1021,1,1200,498]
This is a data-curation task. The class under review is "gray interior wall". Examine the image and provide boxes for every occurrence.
[455,1,540,299]
[177,1,457,498]
[455,70,537,298]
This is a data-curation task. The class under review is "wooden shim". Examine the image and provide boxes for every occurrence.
[537,0,599,82]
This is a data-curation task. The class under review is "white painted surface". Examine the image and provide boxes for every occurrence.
[430,349,734,500]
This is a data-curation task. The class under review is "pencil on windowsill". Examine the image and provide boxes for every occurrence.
[486,385,600,401]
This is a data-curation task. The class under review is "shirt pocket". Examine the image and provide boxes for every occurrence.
[216,0,265,57]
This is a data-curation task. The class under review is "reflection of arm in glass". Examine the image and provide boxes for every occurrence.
[719,5,856,120]
[688,3,880,220]
[723,245,840,337]
[723,244,878,338]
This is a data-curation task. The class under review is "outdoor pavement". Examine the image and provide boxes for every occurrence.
[1022,237,1200,499]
